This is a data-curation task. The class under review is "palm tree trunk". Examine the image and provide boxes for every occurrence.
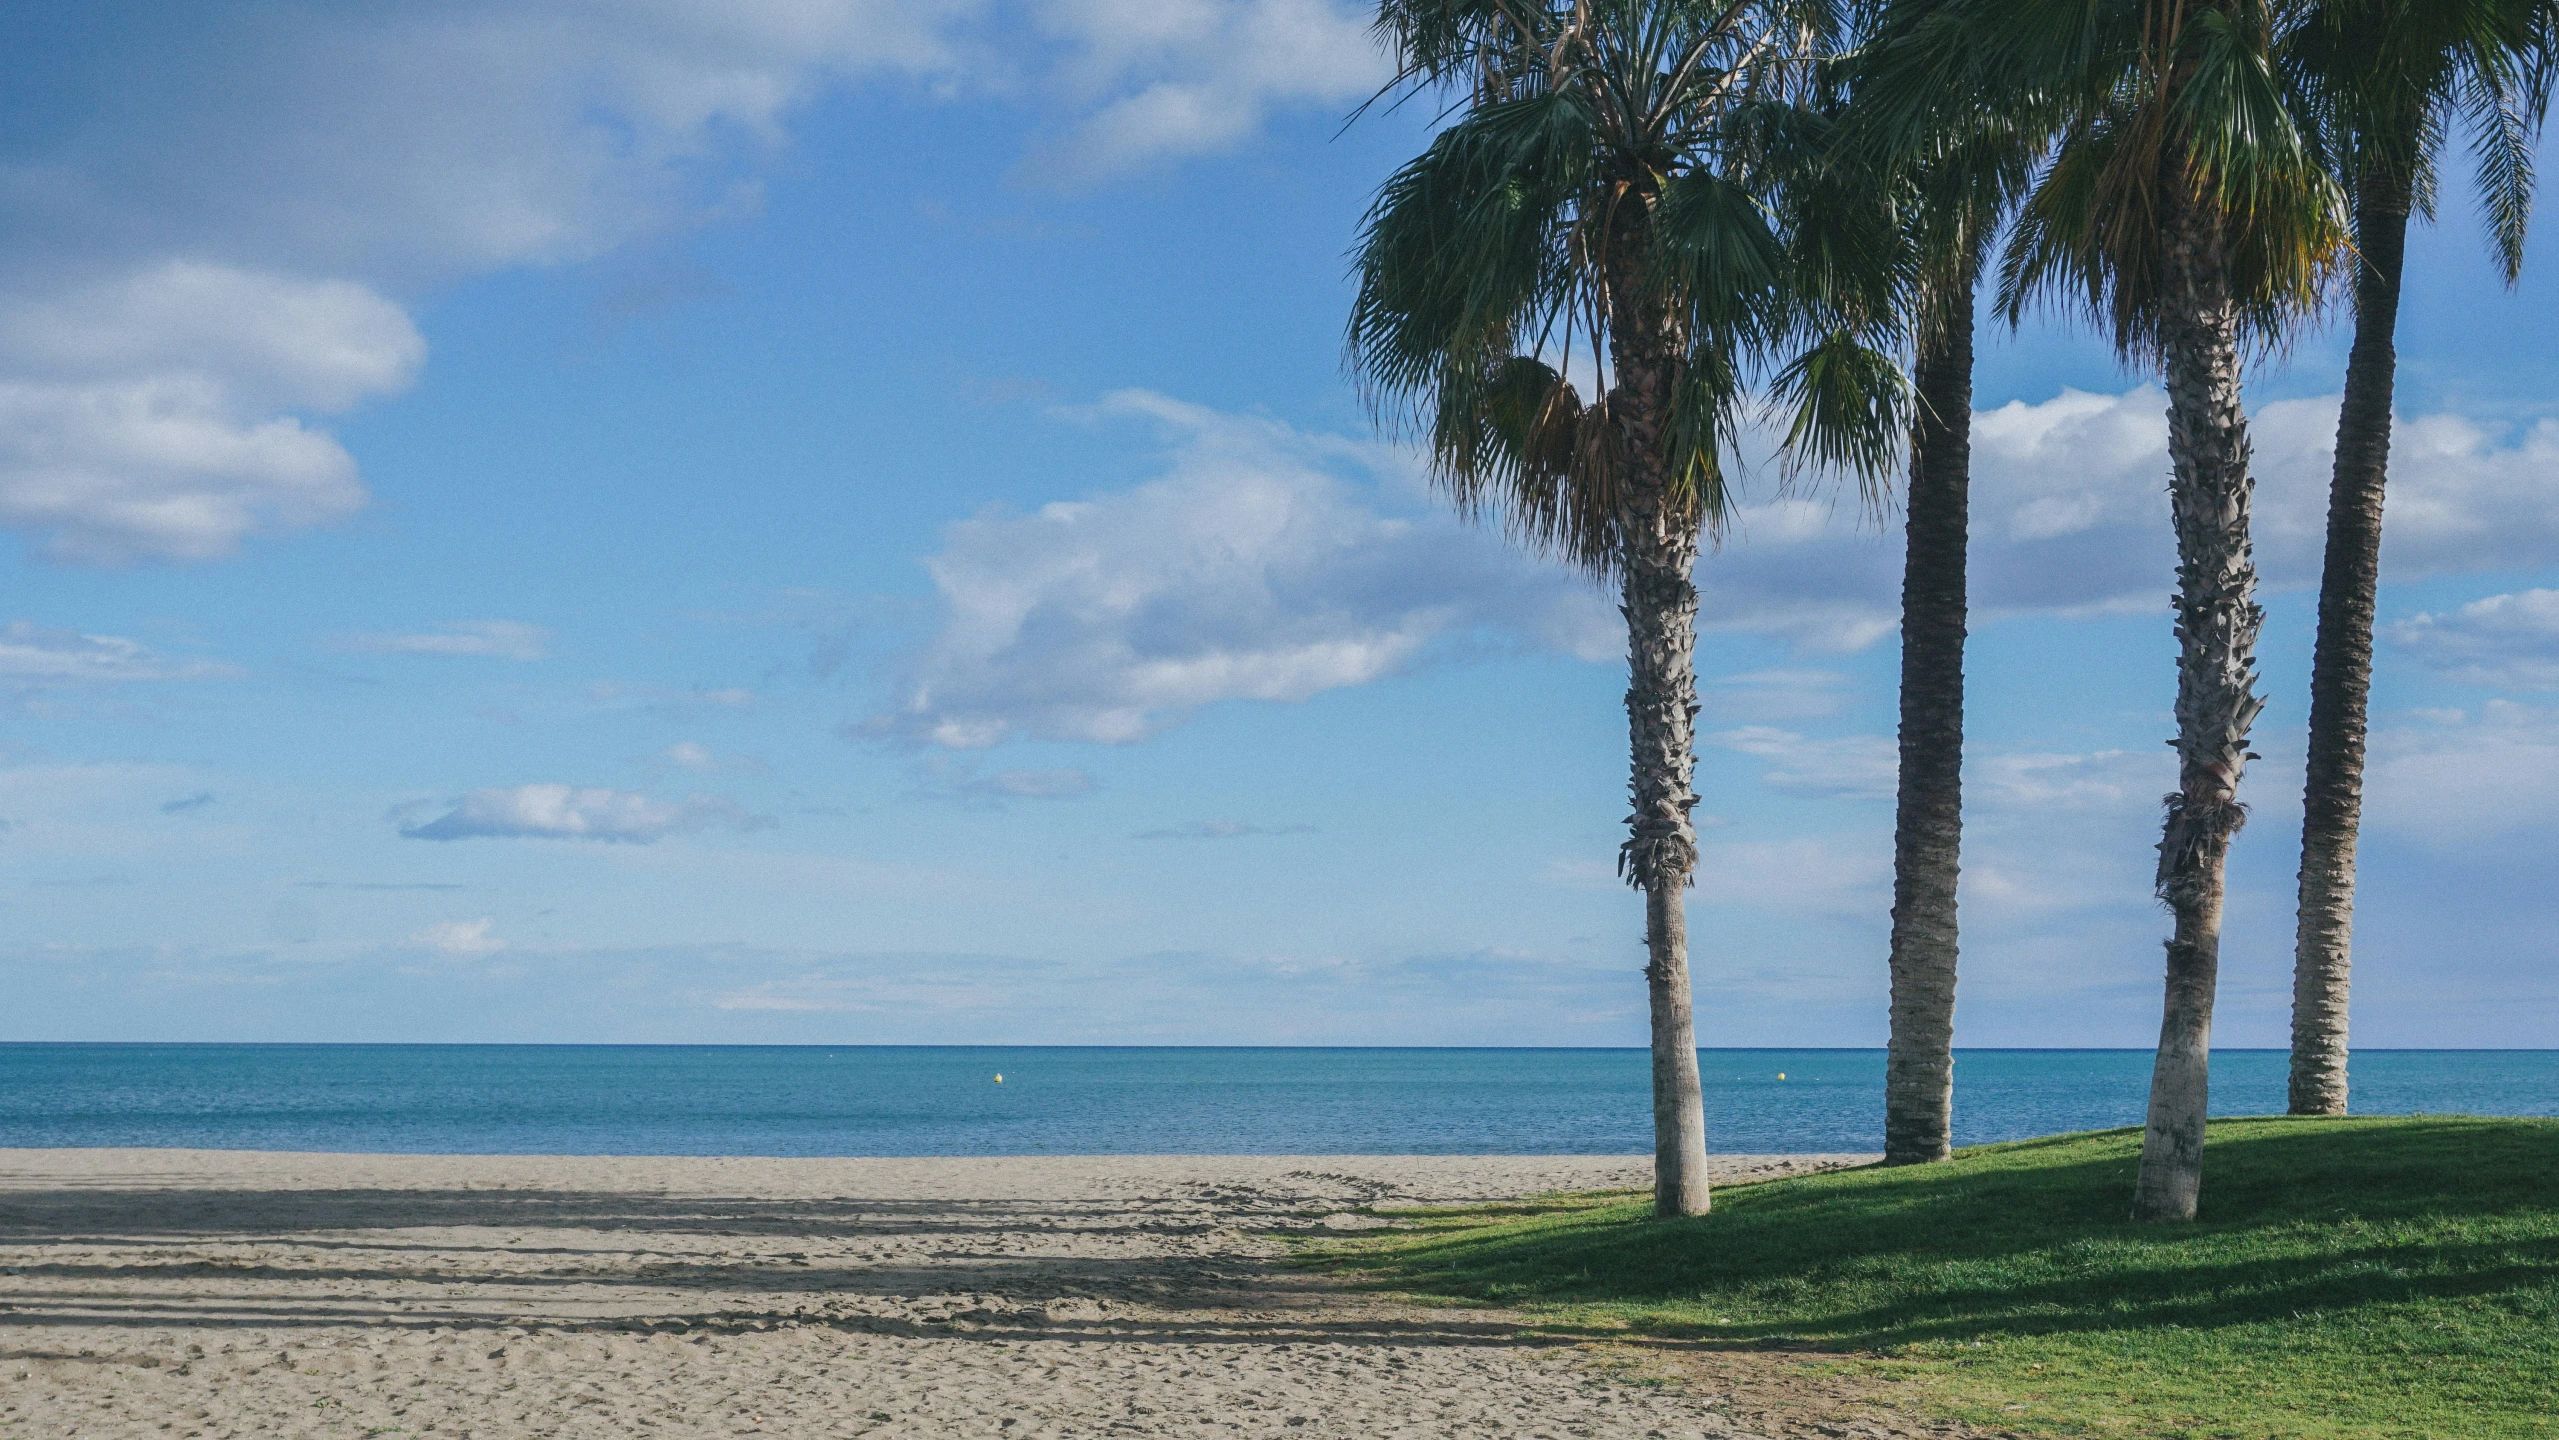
[1884,268,1976,1167]
[1623,518,1711,1216]
[2134,193,2267,1224]
[1609,225,1711,1219]
[2289,171,2409,1117]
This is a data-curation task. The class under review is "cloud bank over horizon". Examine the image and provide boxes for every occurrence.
[869,386,2559,750]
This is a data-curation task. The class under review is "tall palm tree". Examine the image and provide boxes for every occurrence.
[1880,232,1978,1169]
[1351,0,1907,1217]
[2279,0,2551,1118]
[1857,0,2343,1219]
[1849,80,2041,1166]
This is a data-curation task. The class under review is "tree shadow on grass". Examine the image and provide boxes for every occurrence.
[1326,1117,2559,1349]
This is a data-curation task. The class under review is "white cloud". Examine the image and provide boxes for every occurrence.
[1697,668,1858,722]
[0,371,374,565]
[0,3,1412,564]
[654,741,778,777]
[872,385,2559,753]
[399,784,772,843]
[2355,413,2559,575]
[1692,387,2559,652]
[8,6,978,285]
[2365,701,2559,846]
[1695,836,1894,916]
[867,390,1612,747]
[1707,726,1899,801]
[1692,733,2174,924]
[0,262,424,411]
[1025,0,1390,183]
[1970,748,2166,812]
[2389,589,2559,689]
[1959,748,2172,922]
[412,917,506,954]
[0,265,411,563]
[0,3,976,565]
[334,620,550,661]
[0,622,237,685]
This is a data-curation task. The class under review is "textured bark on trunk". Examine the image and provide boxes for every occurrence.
[1883,270,1976,1167]
[1619,413,1712,1219]
[1608,203,1711,1219]
[2289,174,2409,1117]
[2135,191,2266,1224]
[1627,519,1709,1217]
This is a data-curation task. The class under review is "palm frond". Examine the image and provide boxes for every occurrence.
[1347,0,1883,571]
[1767,328,1913,507]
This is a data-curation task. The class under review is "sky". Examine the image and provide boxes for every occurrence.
[3,0,2556,1050]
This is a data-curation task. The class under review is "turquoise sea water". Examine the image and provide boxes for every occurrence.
[1,1045,2553,1156]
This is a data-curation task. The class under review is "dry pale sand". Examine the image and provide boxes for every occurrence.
[0,1148,2008,1440]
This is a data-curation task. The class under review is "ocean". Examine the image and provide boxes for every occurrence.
[1,1044,2552,1156]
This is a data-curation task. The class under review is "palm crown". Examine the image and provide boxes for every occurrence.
[1857,0,2348,357]
[2285,0,2549,271]
[1349,0,1907,575]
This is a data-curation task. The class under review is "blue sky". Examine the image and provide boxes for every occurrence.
[3,0,2555,1049]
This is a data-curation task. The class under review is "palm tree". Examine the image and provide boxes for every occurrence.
[1880,232,1977,1169]
[1851,79,2041,1166]
[2279,0,2551,1118]
[1857,0,2344,1219]
[1350,0,1907,1217]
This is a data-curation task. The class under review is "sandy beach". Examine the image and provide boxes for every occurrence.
[0,1148,2019,1439]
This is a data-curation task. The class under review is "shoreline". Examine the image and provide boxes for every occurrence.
[0,1147,1874,1201]
[0,1145,1864,1162]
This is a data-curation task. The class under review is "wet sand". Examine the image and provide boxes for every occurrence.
[0,1148,2011,1439]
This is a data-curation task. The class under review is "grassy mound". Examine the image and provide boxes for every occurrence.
[1310,1116,2559,1438]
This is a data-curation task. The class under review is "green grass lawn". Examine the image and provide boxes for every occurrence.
[1307,1117,2559,1439]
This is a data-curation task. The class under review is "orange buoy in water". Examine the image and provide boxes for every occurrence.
[1777,1072,1786,1080]
[993,1073,1004,1084]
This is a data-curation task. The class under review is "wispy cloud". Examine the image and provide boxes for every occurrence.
[1133,819,1314,840]
[0,622,237,685]
[2367,701,2559,846]
[333,620,549,660]
[1706,727,1899,801]
[1697,669,1858,722]
[411,917,504,954]
[2389,589,2559,690]
[864,390,1613,748]
[907,757,1099,805]
[1023,0,1391,185]
[655,741,771,776]
[969,768,1096,799]
[398,784,772,844]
